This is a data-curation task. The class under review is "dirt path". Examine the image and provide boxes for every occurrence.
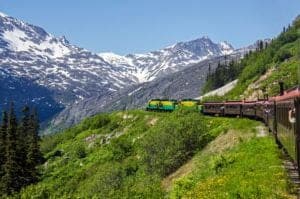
[256,125,268,137]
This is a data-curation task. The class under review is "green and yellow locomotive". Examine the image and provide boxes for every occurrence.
[178,99,201,111]
[146,99,177,112]
[146,98,202,112]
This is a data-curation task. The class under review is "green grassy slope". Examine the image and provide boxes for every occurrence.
[19,110,212,198]
[16,110,295,198]
[168,119,296,198]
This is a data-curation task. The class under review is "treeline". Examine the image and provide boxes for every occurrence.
[0,103,42,196]
[202,17,300,100]
[202,59,243,94]
[202,39,270,94]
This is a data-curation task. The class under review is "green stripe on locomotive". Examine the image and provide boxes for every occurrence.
[198,104,203,113]
[146,99,177,111]
[146,99,160,110]
[159,100,177,111]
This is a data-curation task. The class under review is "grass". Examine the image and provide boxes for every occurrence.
[168,118,296,199]
[18,110,214,198]
[14,110,295,198]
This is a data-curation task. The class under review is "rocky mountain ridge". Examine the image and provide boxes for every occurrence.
[0,11,237,123]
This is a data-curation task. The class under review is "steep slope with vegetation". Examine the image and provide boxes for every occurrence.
[203,16,300,100]
[19,110,211,198]
[15,110,295,198]
[167,120,296,198]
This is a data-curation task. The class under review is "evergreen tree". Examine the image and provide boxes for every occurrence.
[259,40,264,51]
[0,111,8,178]
[26,108,42,184]
[17,106,31,185]
[2,103,22,194]
[207,63,211,81]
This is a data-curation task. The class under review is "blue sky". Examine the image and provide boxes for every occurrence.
[1,0,300,55]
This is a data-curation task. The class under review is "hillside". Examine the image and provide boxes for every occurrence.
[16,110,295,198]
[202,16,300,100]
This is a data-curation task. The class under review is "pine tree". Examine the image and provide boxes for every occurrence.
[207,63,211,81]
[259,40,264,51]
[2,103,22,194]
[26,108,42,184]
[17,106,31,186]
[0,111,8,178]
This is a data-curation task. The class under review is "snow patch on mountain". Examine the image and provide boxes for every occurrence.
[0,12,7,17]
[2,28,71,58]
[98,37,235,83]
[219,41,234,55]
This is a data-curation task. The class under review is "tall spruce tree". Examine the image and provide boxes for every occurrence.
[26,108,42,184]
[0,111,8,179]
[2,103,22,194]
[18,106,31,186]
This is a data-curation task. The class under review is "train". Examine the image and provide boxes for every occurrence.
[145,99,201,112]
[202,85,300,169]
[145,84,300,170]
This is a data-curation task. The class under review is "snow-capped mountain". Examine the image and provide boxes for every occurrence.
[0,11,236,123]
[99,37,234,82]
[0,12,140,107]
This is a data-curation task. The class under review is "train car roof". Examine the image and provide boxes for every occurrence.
[203,102,224,105]
[225,100,243,104]
[255,100,268,104]
[181,99,199,101]
[274,86,300,101]
[243,100,257,103]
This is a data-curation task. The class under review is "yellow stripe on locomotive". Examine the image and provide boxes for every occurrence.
[179,99,201,111]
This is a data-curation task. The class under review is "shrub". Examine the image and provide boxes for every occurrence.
[89,114,111,130]
[75,144,86,159]
[79,163,125,198]
[274,49,293,62]
[108,136,133,161]
[140,111,211,177]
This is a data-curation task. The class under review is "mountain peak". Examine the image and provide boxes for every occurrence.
[0,11,8,18]
[191,36,213,42]
[59,36,70,45]
[218,41,234,54]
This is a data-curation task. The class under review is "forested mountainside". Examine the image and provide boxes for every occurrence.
[203,16,300,100]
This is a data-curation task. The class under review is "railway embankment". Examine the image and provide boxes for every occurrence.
[166,118,298,198]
